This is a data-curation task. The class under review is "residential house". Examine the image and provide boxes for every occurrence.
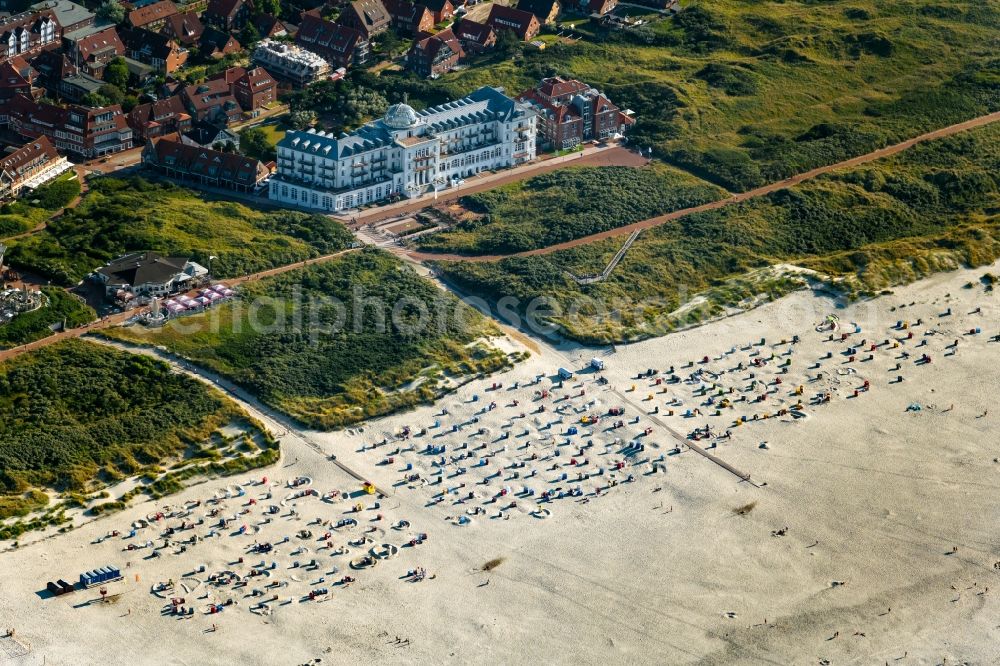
[485,5,539,41]
[516,0,559,25]
[58,71,104,102]
[383,0,434,36]
[127,0,179,31]
[406,27,461,77]
[517,76,633,149]
[252,39,330,86]
[203,0,250,32]
[31,0,93,34]
[127,94,192,141]
[580,0,616,15]
[209,65,277,115]
[338,0,391,39]
[422,0,454,24]
[297,11,369,68]
[0,56,36,102]
[161,11,203,47]
[0,135,71,199]
[93,250,207,298]
[0,9,59,63]
[143,136,270,193]
[200,27,241,58]
[182,121,239,148]
[253,13,287,38]
[5,94,133,157]
[120,27,188,73]
[66,26,124,77]
[453,17,495,53]
[180,78,242,125]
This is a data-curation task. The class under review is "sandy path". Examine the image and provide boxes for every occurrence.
[408,109,1000,262]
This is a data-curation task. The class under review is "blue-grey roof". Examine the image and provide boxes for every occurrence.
[279,86,532,159]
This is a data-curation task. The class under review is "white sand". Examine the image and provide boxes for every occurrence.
[2,263,1000,665]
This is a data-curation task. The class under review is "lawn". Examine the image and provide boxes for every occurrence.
[102,249,521,429]
[0,339,276,539]
[375,0,999,192]
[0,287,95,349]
[436,123,1000,343]
[412,164,725,255]
[4,177,354,286]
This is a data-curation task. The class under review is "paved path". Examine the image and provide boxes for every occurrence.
[406,110,1000,263]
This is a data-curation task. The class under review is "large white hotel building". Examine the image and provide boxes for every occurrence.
[269,86,536,212]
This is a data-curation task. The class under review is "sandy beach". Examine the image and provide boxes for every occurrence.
[2,262,999,665]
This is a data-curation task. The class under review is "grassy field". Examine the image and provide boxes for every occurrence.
[0,288,95,349]
[4,177,354,286]
[0,339,276,539]
[412,165,725,255]
[437,123,1000,343]
[380,0,999,192]
[102,249,520,429]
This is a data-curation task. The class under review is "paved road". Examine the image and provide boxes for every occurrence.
[406,110,1000,263]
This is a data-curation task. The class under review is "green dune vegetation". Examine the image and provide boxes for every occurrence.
[437,123,1000,343]
[0,288,95,350]
[0,340,277,541]
[102,249,520,429]
[4,176,354,286]
[360,0,999,192]
[413,165,726,255]
[0,171,81,239]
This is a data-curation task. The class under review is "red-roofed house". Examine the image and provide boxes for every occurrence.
[161,11,204,47]
[338,0,391,39]
[453,18,496,53]
[0,56,36,102]
[208,65,277,115]
[142,136,270,192]
[296,12,370,68]
[485,5,539,41]
[203,0,251,31]
[406,28,462,77]
[68,27,124,77]
[0,135,70,198]
[383,0,434,36]
[127,95,192,141]
[180,78,242,125]
[0,9,60,63]
[518,76,634,149]
[422,0,454,23]
[127,0,179,30]
[5,94,134,157]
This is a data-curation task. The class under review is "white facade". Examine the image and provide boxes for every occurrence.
[270,86,536,212]
[252,39,330,86]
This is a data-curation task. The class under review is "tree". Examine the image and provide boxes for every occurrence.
[239,126,277,161]
[255,0,280,17]
[289,110,317,129]
[378,29,404,58]
[495,28,522,57]
[104,57,129,88]
[239,22,261,48]
[97,0,125,24]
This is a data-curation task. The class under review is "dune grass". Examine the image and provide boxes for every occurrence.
[437,123,1000,343]
[102,249,519,429]
[4,176,354,286]
[387,0,999,192]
